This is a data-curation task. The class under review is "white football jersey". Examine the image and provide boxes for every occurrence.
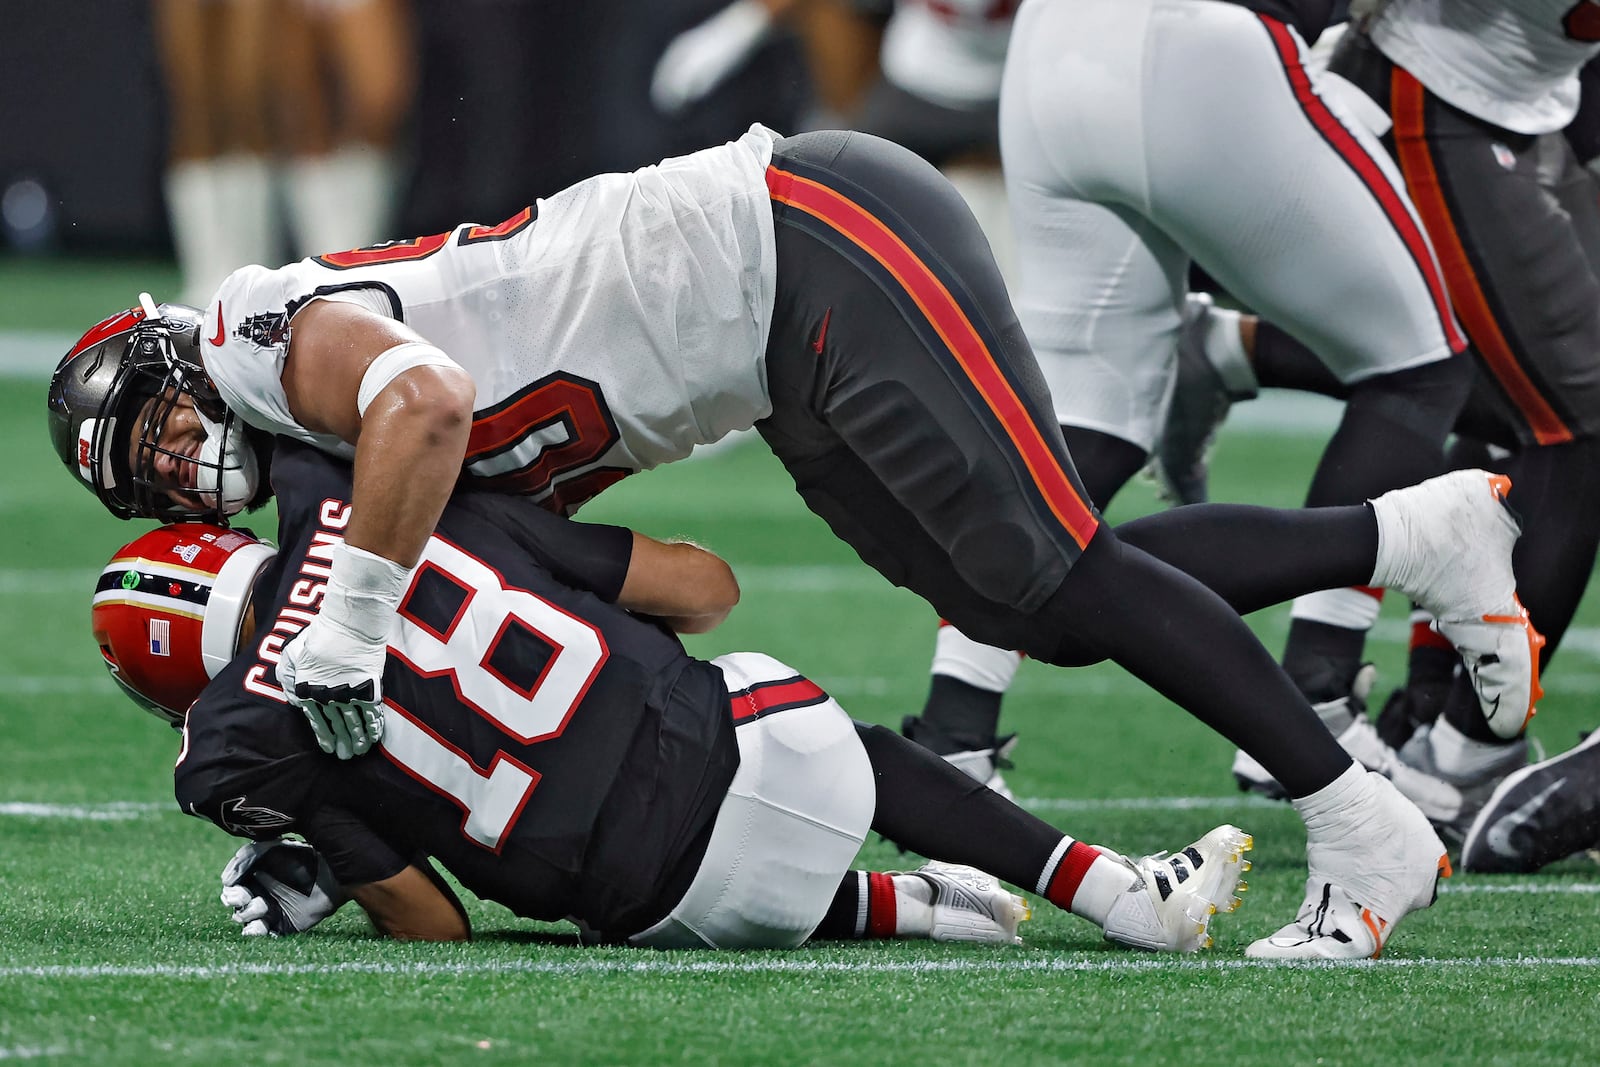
[1371,0,1600,133]
[879,0,1014,109]
[202,125,779,511]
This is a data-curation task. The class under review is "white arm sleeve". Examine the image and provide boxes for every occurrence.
[356,342,463,417]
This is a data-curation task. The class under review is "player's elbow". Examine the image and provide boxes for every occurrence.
[675,555,741,633]
[376,365,476,447]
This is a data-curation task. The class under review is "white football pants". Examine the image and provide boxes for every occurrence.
[630,652,875,949]
[1000,0,1462,450]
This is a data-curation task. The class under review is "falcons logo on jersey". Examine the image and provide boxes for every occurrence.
[218,796,293,836]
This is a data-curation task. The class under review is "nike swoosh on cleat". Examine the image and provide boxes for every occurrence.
[1485,777,1567,858]
[210,303,227,346]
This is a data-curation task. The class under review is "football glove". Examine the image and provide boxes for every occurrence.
[220,839,341,936]
[277,541,410,759]
[650,0,775,114]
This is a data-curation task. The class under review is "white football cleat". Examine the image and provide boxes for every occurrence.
[1248,773,1450,960]
[1103,824,1254,953]
[1369,470,1544,738]
[910,861,1032,945]
[1396,719,1531,842]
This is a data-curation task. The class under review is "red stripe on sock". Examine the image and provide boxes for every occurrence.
[1411,620,1453,652]
[1355,585,1385,602]
[1044,841,1101,910]
[866,872,898,939]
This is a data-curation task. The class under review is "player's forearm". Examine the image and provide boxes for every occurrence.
[619,534,740,633]
[344,366,476,568]
[351,864,471,941]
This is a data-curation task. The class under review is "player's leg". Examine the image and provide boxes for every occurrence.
[811,722,1252,952]
[1373,116,1600,833]
[1133,7,1471,719]
[281,0,415,256]
[902,16,1194,775]
[761,128,1456,957]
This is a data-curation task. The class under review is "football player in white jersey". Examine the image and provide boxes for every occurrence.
[1164,0,1600,847]
[48,125,1538,958]
[907,0,1484,824]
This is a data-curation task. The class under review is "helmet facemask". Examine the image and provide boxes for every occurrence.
[72,294,261,523]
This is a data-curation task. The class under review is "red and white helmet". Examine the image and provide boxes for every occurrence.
[92,523,277,725]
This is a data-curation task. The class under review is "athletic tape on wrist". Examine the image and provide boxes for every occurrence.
[325,541,413,642]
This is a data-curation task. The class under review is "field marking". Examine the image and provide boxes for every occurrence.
[2,953,1597,983]
[0,1048,67,1061]
[0,802,169,820]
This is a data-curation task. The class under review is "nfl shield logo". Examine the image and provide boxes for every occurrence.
[149,619,171,657]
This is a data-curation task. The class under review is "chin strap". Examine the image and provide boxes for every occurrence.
[194,407,261,515]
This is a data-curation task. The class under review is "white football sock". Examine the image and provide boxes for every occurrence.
[932,625,1022,693]
[284,144,395,259]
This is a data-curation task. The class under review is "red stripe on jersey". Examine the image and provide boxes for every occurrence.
[1261,18,1466,355]
[1390,70,1574,446]
[1044,840,1102,910]
[729,677,827,722]
[765,165,1100,551]
[866,871,898,938]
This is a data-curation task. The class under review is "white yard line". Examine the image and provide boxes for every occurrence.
[0,802,169,820]
[1,954,1596,982]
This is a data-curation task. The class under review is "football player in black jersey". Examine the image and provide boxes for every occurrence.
[93,441,1253,951]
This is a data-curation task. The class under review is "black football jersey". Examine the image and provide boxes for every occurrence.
[1221,0,1339,44]
[176,441,739,934]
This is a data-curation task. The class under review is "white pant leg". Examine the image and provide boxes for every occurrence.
[1139,1,1459,380]
[1002,0,1460,449]
[630,652,875,950]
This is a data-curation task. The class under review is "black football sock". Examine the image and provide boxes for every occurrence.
[1281,619,1370,705]
[1303,358,1469,508]
[1034,531,1353,797]
[855,723,1067,889]
[1499,437,1600,663]
[1059,425,1147,510]
[1251,321,1350,397]
[905,675,1004,754]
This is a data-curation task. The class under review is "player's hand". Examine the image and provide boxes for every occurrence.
[650,0,775,115]
[277,541,412,760]
[219,839,341,936]
[278,612,387,759]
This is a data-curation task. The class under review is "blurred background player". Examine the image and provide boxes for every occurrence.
[1159,0,1600,842]
[1459,729,1600,874]
[154,0,414,304]
[650,0,1019,273]
[92,443,1252,951]
[904,0,1485,797]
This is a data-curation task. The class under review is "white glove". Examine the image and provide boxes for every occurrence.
[220,838,341,936]
[650,0,775,115]
[277,541,410,759]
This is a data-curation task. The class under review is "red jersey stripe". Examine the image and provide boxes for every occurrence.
[1390,70,1573,446]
